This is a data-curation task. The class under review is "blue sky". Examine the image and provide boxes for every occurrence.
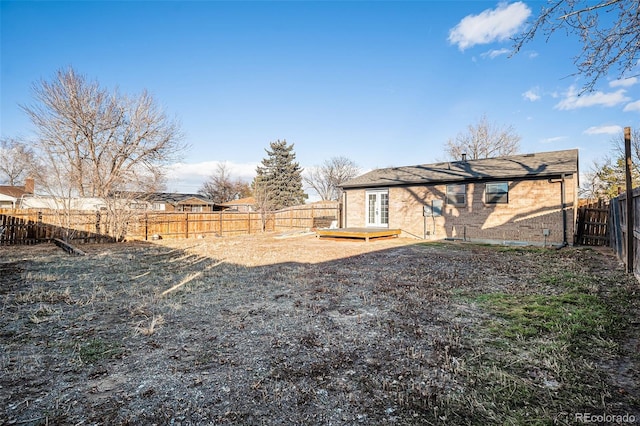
[2,1,639,195]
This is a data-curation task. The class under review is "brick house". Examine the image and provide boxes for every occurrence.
[340,149,579,246]
[127,193,216,212]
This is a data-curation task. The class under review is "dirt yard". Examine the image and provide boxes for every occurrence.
[1,233,639,425]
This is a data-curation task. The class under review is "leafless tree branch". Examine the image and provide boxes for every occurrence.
[304,156,360,201]
[445,114,521,160]
[512,0,639,92]
[0,137,37,186]
[21,67,186,240]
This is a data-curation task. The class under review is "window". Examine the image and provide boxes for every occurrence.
[446,184,466,205]
[180,204,204,212]
[152,203,165,211]
[486,182,509,204]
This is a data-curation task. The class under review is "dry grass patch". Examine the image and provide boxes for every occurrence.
[0,235,638,425]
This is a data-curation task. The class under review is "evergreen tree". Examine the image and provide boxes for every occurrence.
[592,157,640,200]
[254,140,306,210]
[582,128,640,200]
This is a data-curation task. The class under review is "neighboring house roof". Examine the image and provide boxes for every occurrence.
[0,186,30,199]
[0,179,35,200]
[146,193,214,205]
[115,192,214,206]
[341,149,579,189]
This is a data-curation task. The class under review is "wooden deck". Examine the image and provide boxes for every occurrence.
[316,227,401,242]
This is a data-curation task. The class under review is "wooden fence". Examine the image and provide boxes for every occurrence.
[0,210,114,245]
[574,199,609,246]
[0,202,339,245]
[610,188,640,277]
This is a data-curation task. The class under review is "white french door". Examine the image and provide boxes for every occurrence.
[366,189,389,227]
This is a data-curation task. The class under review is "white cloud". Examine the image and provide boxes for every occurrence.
[554,86,630,110]
[448,2,531,51]
[481,48,510,59]
[610,77,638,88]
[623,100,640,112]
[583,125,623,135]
[522,87,541,102]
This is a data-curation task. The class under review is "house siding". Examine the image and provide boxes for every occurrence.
[344,175,577,246]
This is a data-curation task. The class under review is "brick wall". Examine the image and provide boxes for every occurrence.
[344,175,577,246]
[344,189,365,229]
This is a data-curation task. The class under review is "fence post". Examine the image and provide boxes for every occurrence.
[311,204,315,229]
[624,127,634,273]
[185,213,189,239]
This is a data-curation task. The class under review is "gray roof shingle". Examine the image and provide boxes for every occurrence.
[341,149,578,189]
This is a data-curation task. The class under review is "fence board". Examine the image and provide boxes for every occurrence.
[610,188,640,279]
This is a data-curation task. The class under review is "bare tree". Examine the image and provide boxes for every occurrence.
[0,137,37,186]
[199,163,251,204]
[612,127,640,167]
[513,0,639,92]
[22,67,185,240]
[304,156,360,201]
[251,175,274,232]
[445,114,521,160]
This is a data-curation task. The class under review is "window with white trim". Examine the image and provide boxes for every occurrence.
[485,182,509,204]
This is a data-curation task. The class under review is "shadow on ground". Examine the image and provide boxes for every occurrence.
[1,236,638,425]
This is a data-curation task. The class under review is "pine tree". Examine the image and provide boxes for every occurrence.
[254,140,306,210]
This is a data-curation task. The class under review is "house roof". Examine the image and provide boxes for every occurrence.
[341,149,579,189]
[146,193,214,205]
[0,185,29,199]
[113,192,214,205]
